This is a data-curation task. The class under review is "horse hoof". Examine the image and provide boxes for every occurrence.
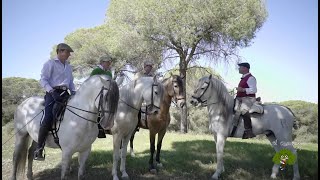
[270,174,277,179]
[130,152,135,157]
[149,168,157,174]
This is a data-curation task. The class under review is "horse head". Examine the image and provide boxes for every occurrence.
[142,76,164,115]
[190,74,214,107]
[167,74,185,108]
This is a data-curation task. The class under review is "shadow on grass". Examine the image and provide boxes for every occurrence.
[32,140,318,180]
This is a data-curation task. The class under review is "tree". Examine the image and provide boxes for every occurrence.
[106,0,268,132]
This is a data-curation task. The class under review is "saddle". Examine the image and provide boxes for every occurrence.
[248,97,264,114]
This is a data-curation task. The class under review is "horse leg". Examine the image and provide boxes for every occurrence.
[129,130,136,157]
[61,150,73,180]
[26,140,37,180]
[149,132,157,174]
[283,142,300,180]
[77,146,91,180]
[155,129,166,168]
[266,134,280,179]
[120,135,131,179]
[11,133,30,180]
[112,133,122,180]
[211,133,226,180]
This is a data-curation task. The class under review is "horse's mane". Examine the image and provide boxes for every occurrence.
[208,76,234,120]
[78,75,119,119]
[105,79,119,122]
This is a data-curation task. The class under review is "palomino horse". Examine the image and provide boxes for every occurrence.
[190,75,300,180]
[129,74,185,173]
[111,76,164,180]
[11,75,119,180]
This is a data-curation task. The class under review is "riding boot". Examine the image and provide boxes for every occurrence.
[242,112,256,139]
[97,123,106,138]
[34,126,49,161]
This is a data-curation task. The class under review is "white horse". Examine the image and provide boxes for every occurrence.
[11,75,119,180]
[111,76,164,180]
[190,75,300,180]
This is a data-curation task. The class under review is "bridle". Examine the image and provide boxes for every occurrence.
[191,79,219,106]
[171,80,185,103]
[65,85,113,124]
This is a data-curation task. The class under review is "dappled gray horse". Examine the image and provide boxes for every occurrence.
[11,75,119,180]
[190,75,300,180]
[111,76,164,180]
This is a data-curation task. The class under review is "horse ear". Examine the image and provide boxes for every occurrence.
[209,74,212,79]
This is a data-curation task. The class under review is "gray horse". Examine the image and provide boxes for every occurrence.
[190,75,300,180]
[111,76,164,180]
[11,75,119,180]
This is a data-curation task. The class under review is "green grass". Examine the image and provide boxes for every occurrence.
[2,122,318,180]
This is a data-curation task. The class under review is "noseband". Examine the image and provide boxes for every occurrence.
[192,80,210,105]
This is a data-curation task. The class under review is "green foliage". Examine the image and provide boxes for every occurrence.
[279,100,318,143]
[272,148,297,165]
[107,0,268,63]
[2,77,44,126]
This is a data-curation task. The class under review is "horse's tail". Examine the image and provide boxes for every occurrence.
[13,110,30,178]
[284,106,299,130]
[16,135,30,178]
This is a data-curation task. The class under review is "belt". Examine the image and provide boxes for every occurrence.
[53,86,68,91]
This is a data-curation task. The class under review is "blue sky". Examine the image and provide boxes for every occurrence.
[3,0,318,103]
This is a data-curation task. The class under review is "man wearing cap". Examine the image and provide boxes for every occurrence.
[90,55,113,138]
[133,60,155,80]
[90,55,113,78]
[236,62,257,139]
[34,43,76,160]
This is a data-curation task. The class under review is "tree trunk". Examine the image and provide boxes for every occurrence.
[179,58,188,133]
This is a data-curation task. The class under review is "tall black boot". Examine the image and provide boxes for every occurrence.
[34,126,49,161]
[242,112,256,139]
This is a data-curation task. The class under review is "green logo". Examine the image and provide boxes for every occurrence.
[272,149,297,170]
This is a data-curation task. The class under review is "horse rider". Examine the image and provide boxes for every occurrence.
[133,60,155,80]
[235,62,257,139]
[90,54,114,138]
[133,60,156,130]
[34,43,76,161]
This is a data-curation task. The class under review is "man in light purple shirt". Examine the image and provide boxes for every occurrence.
[34,43,76,161]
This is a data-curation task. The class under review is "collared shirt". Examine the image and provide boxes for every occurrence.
[40,58,75,92]
[90,65,112,78]
[241,73,257,94]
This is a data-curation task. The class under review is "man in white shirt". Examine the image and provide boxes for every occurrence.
[235,62,257,139]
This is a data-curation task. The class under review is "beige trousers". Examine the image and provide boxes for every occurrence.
[235,97,256,115]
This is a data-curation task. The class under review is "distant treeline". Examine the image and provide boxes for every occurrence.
[2,77,318,143]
